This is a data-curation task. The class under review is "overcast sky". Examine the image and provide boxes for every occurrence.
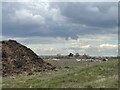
[2,2,118,56]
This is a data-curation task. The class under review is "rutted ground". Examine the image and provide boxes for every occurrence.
[3,59,118,88]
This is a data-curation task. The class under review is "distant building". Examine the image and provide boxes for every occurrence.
[81,53,89,60]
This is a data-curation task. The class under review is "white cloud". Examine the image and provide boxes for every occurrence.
[80,45,91,49]
[99,44,118,49]
[12,9,45,24]
[51,8,67,22]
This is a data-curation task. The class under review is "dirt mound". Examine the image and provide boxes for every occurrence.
[1,40,55,77]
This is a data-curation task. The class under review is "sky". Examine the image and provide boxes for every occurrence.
[2,2,118,56]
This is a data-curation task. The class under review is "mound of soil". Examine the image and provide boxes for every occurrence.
[1,40,55,77]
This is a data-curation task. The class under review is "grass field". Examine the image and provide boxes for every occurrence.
[2,59,118,88]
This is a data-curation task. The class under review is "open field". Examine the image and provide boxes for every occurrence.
[2,59,118,88]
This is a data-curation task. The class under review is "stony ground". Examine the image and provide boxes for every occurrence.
[2,59,118,88]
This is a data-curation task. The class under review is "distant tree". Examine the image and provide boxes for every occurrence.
[68,53,74,57]
[57,54,61,59]
[75,53,80,57]
[57,54,61,57]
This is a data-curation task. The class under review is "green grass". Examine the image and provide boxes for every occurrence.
[2,59,118,88]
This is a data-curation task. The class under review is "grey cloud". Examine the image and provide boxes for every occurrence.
[51,2,117,28]
[2,2,118,39]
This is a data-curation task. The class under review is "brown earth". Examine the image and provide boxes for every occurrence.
[1,40,55,77]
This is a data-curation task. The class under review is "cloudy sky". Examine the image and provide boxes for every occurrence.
[2,2,118,56]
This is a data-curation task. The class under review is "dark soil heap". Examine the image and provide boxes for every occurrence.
[1,40,55,77]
